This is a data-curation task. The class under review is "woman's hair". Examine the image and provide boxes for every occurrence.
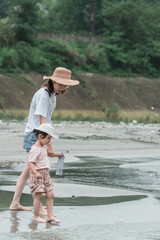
[33,129,48,138]
[41,79,67,95]
[41,79,54,94]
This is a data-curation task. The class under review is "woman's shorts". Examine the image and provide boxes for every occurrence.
[29,169,53,194]
[23,132,37,153]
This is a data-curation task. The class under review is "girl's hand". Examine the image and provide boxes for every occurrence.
[58,152,65,158]
[47,152,57,157]
[48,152,65,158]
[49,152,60,158]
[35,172,42,179]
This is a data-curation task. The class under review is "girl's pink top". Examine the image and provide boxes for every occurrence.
[27,145,50,170]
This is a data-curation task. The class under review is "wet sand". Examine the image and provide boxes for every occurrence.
[0,121,160,240]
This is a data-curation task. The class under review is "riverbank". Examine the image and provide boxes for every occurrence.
[1,72,160,114]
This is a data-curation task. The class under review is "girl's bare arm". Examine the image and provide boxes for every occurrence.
[28,162,42,179]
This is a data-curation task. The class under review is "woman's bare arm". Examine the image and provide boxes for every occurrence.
[40,115,46,124]
[39,115,59,157]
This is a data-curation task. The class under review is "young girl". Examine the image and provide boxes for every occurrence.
[28,123,61,223]
[10,67,79,212]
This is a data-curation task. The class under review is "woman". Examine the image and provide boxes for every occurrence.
[10,67,79,212]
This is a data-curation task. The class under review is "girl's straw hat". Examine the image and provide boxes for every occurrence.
[43,67,79,86]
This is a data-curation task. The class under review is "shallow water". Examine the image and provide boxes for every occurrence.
[1,121,160,239]
[63,155,160,194]
[1,155,160,240]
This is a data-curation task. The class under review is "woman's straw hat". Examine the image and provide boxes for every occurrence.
[43,67,79,86]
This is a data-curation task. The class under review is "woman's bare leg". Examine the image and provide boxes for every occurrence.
[10,163,31,211]
[46,190,60,223]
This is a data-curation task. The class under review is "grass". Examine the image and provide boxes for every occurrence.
[0,109,29,121]
[119,110,160,123]
[0,109,160,123]
[52,110,106,121]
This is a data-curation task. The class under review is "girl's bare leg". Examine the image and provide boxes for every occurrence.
[10,163,47,213]
[33,193,46,223]
[46,190,61,223]
[32,192,47,215]
[10,163,31,211]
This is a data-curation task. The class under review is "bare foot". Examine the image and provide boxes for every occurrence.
[39,207,47,216]
[47,216,61,223]
[10,204,32,211]
[33,216,46,223]
[39,207,56,217]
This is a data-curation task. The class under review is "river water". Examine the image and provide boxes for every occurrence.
[0,121,160,240]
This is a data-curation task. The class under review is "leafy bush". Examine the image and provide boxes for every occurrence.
[0,18,15,47]
[106,104,119,120]
[0,47,19,69]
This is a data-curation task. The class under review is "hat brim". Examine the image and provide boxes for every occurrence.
[34,128,57,138]
[43,76,79,86]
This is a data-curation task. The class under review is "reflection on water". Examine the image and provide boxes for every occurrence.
[28,220,59,231]
[8,210,62,239]
[10,211,19,233]
[20,231,63,240]
[28,220,39,231]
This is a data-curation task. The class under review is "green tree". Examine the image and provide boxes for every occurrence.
[0,0,11,19]
[101,0,160,75]
[8,0,40,43]
[38,0,103,34]
[47,0,90,33]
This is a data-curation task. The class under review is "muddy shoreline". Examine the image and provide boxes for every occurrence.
[0,121,160,240]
